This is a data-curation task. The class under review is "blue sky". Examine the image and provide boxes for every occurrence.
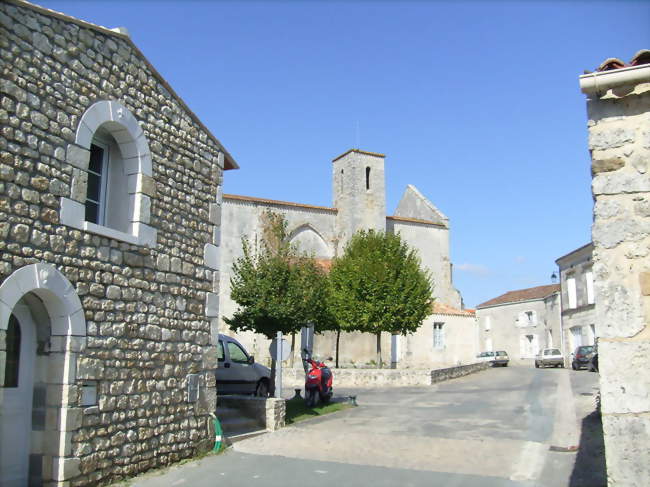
[42,0,649,307]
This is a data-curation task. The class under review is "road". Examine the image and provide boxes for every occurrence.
[128,365,604,487]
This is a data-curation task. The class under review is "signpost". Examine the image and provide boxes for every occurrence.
[269,332,290,398]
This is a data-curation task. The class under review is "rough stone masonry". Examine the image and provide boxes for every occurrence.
[581,55,650,487]
[0,1,236,485]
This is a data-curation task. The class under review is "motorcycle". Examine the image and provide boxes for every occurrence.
[303,349,333,407]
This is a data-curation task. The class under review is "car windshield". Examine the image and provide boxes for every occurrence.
[545,349,561,355]
[577,346,594,353]
[496,351,507,356]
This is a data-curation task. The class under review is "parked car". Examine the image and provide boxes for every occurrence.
[588,347,599,372]
[476,351,496,364]
[493,350,509,367]
[571,345,595,370]
[215,334,271,396]
[535,348,564,368]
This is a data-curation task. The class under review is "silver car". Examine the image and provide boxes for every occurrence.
[216,334,271,396]
[535,348,564,368]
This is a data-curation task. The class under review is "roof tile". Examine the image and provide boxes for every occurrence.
[477,284,560,309]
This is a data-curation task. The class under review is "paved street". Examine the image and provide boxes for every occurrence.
[128,366,603,487]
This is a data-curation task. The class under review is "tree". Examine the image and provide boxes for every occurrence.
[328,230,433,367]
[225,211,332,390]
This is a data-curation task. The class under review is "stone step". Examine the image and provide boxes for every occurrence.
[219,414,262,435]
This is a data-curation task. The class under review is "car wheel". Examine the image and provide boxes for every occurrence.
[255,379,269,398]
[572,362,577,370]
[535,362,539,368]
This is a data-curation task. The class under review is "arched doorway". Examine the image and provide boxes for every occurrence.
[0,263,86,485]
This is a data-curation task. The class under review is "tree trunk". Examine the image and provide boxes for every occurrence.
[290,332,296,368]
[376,332,382,368]
[335,329,341,368]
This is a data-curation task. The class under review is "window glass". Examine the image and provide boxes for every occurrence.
[85,143,106,224]
[3,315,21,388]
[217,341,224,362]
[227,342,249,364]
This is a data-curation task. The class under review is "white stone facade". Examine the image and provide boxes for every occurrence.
[476,286,561,362]
[555,243,596,359]
[0,2,236,484]
[219,149,464,366]
[580,58,650,486]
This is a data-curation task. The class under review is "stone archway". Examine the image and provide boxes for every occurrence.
[0,263,86,484]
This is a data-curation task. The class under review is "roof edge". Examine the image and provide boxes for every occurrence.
[580,63,650,96]
[477,292,559,310]
[555,242,594,265]
[223,194,337,212]
[332,148,385,163]
[387,215,447,229]
[8,0,239,171]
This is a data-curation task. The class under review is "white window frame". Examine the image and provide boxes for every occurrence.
[433,322,445,349]
[85,140,109,226]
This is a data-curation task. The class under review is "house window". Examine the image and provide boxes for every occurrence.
[433,322,445,349]
[525,311,536,325]
[484,316,491,331]
[3,315,20,388]
[85,142,108,225]
[585,271,594,305]
[366,166,371,190]
[567,277,577,309]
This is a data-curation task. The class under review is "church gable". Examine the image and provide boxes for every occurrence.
[393,185,448,226]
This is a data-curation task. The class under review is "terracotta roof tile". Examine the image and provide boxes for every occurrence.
[477,284,560,309]
[595,50,650,72]
[432,302,475,317]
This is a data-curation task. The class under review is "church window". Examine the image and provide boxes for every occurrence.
[366,166,371,190]
[3,315,21,388]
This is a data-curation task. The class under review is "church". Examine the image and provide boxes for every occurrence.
[219,149,477,368]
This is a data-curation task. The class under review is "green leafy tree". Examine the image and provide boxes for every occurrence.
[329,230,433,367]
[225,211,332,390]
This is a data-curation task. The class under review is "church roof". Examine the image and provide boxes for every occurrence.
[223,194,336,212]
[387,215,447,228]
[477,284,560,309]
[332,149,385,162]
[7,0,238,170]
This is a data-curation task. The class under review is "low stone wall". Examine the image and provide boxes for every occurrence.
[219,396,286,431]
[282,362,489,388]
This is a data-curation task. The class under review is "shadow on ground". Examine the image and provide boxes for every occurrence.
[569,409,607,487]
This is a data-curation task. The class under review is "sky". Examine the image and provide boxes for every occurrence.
[41,0,650,308]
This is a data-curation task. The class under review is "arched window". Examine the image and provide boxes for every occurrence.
[3,315,20,388]
[366,166,371,190]
[60,100,157,247]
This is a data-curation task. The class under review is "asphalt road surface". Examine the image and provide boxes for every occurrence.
[127,365,604,487]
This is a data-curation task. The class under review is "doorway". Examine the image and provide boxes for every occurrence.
[0,305,36,486]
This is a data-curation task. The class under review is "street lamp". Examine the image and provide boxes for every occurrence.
[551,271,558,283]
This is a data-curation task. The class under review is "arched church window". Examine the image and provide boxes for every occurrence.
[366,166,371,190]
[3,315,21,388]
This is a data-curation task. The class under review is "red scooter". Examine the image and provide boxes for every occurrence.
[303,349,333,407]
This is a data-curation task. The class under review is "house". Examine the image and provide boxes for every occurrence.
[579,50,650,485]
[0,1,236,485]
[555,243,595,358]
[476,285,561,361]
[219,149,468,367]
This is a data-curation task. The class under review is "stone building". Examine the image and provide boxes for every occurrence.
[219,149,467,366]
[579,50,650,486]
[476,285,561,362]
[555,243,595,358]
[0,1,236,485]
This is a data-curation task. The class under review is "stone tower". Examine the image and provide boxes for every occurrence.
[332,149,387,253]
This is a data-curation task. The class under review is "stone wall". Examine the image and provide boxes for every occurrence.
[219,395,285,432]
[581,63,650,486]
[282,362,488,388]
[0,1,229,485]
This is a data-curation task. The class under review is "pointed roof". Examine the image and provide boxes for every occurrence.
[393,185,448,227]
[8,0,238,170]
[477,284,560,309]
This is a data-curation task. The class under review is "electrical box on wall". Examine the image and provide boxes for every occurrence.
[186,374,199,403]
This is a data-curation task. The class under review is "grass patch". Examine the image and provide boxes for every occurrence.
[285,396,354,425]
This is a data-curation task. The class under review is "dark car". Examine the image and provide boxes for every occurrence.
[571,345,595,370]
